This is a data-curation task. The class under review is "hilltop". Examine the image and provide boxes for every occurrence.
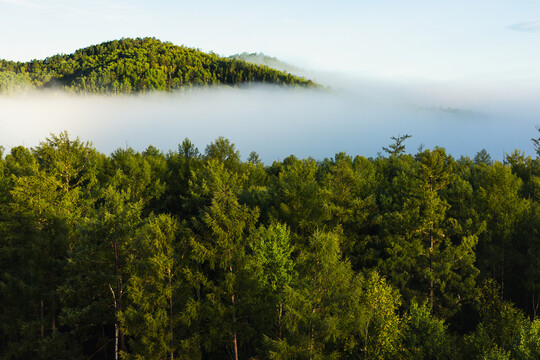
[0,37,316,93]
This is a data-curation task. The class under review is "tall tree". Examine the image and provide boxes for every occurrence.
[472,161,529,298]
[342,271,403,360]
[272,230,353,360]
[248,223,295,341]
[320,152,379,269]
[379,148,479,317]
[190,186,259,360]
[269,156,328,243]
[532,128,540,157]
[67,184,143,360]
[120,214,179,360]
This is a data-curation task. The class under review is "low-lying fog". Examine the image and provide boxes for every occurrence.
[1,77,538,163]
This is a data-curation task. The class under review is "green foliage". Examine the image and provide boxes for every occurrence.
[120,214,179,360]
[0,71,34,93]
[0,132,539,360]
[465,280,528,359]
[250,223,295,297]
[228,52,304,75]
[342,271,403,360]
[515,318,540,360]
[270,157,328,240]
[273,230,354,360]
[402,301,457,360]
[0,38,316,93]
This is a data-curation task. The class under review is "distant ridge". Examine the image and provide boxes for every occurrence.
[228,52,303,75]
[0,37,316,94]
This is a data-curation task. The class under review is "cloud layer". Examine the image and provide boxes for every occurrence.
[0,80,538,163]
[508,20,540,33]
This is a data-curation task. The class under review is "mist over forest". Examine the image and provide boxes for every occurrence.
[0,79,537,163]
[0,37,536,162]
[1,36,540,360]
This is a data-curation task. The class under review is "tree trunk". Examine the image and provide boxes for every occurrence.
[114,323,119,360]
[278,303,283,339]
[310,321,314,360]
[430,224,434,315]
[229,251,239,360]
[109,284,119,360]
[169,268,174,360]
[533,292,539,319]
[51,273,56,333]
[40,299,45,338]
[232,293,238,360]
[112,235,126,359]
[501,249,505,298]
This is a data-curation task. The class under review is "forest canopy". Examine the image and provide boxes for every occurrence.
[0,131,539,360]
[0,37,316,93]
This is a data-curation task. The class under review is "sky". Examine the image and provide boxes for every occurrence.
[0,0,539,82]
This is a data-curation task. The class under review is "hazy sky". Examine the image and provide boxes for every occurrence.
[0,0,539,82]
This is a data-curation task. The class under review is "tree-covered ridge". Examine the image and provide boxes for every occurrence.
[0,131,539,360]
[0,38,316,93]
[228,52,303,75]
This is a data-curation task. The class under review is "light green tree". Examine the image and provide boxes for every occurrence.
[342,271,403,360]
[271,230,353,360]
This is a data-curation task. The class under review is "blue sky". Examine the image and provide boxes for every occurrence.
[0,0,539,83]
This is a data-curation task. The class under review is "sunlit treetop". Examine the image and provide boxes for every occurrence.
[0,37,317,94]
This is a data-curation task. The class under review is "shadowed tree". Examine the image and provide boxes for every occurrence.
[120,214,179,360]
[271,230,353,360]
[190,185,259,360]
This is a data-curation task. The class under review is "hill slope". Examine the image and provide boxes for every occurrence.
[228,52,303,75]
[0,37,316,93]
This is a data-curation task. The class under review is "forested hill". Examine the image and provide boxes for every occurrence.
[0,37,316,93]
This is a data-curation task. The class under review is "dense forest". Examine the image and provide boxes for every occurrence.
[0,38,315,94]
[0,131,539,360]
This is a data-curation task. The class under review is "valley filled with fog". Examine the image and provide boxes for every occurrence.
[1,77,538,162]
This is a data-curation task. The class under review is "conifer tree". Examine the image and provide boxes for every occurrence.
[274,230,353,360]
[68,185,143,360]
[190,186,259,360]
[321,152,379,269]
[248,223,295,340]
[380,148,479,317]
[120,214,179,360]
[269,157,328,242]
[342,272,402,360]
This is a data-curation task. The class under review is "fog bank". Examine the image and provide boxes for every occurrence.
[1,80,538,163]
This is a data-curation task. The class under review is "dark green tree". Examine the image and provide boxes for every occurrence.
[120,214,179,360]
[382,134,412,157]
[190,186,259,360]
